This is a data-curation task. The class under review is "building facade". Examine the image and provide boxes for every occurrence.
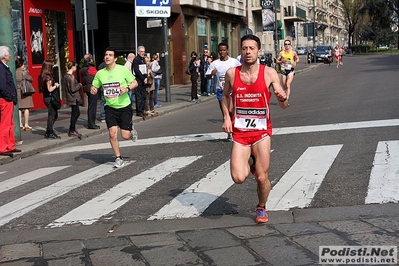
[7,0,348,110]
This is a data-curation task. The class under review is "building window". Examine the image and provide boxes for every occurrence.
[197,18,207,51]
[221,22,228,44]
[210,20,218,53]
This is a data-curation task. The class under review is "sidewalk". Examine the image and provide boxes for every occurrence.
[5,63,397,265]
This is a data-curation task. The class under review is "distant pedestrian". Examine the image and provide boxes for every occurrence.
[199,49,209,96]
[81,54,99,129]
[63,60,83,138]
[0,46,21,156]
[124,53,135,108]
[144,56,155,115]
[132,46,148,120]
[334,45,341,68]
[188,51,201,103]
[38,60,61,139]
[15,57,34,131]
[149,54,162,108]
[97,61,106,122]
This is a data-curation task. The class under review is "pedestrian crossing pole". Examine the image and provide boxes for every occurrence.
[0,0,22,142]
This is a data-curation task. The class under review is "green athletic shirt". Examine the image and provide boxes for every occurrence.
[92,64,135,109]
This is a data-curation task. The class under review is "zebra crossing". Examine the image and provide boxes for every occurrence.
[0,140,398,229]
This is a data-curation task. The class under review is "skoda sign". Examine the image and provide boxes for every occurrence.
[136,0,171,17]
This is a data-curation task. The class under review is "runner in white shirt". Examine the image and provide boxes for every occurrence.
[206,42,241,141]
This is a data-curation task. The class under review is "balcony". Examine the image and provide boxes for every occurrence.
[284,6,307,22]
[179,0,245,16]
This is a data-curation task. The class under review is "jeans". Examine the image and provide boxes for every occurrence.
[44,97,58,134]
[206,79,212,94]
[153,78,161,105]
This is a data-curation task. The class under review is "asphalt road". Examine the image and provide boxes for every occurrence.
[0,54,398,231]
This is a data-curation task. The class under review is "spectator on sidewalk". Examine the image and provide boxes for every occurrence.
[0,46,21,155]
[15,57,34,131]
[97,61,106,122]
[199,49,209,96]
[149,53,162,108]
[144,56,155,115]
[124,53,135,108]
[63,60,83,138]
[81,54,99,129]
[39,60,61,139]
[132,46,148,120]
[188,51,201,103]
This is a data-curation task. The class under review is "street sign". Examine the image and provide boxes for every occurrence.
[136,0,171,17]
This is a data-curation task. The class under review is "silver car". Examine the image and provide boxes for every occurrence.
[296,46,307,55]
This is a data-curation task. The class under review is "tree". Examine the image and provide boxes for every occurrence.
[389,0,399,47]
[360,0,396,47]
[339,0,364,48]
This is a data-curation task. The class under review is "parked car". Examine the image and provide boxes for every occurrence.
[314,46,330,62]
[296,46,307,55]
[378,45,389,50]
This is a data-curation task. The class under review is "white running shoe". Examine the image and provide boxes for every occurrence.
[130,128,138,142]
[114,157,125,168]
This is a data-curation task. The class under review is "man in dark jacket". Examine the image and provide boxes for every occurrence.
[81,53,99,129]
[0,46,21,156]
[132,46,148,119]
[199,49,209,96]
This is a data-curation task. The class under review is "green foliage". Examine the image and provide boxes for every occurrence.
[116,56,126,65]
[351,44,372,53]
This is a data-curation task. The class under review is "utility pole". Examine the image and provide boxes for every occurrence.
[274,0,278,57]
[313,0,316,49]
[0,0,21,142]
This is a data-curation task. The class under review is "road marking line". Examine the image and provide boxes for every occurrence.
[0,162,132,227]
[365,141,399,204]
[0,166,70,194]
[148,160,233,220]
[44,119,399,155]
[47,157,201,227]
[267,145,342,211]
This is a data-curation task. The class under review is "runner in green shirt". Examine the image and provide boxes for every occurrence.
[91,47,138,168]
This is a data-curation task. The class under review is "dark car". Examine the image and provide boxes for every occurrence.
[315,46,330,62]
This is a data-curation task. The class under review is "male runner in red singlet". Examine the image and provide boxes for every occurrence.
[221,34,288,224]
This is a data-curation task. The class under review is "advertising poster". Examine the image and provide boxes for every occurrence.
[261,0,274,33]
[29,16,44,65]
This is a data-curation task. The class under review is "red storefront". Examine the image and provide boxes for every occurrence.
[22,0,75,110]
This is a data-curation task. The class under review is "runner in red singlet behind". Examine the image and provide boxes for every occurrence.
[221,34,288,224]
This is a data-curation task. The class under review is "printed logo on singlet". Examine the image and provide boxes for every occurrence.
[103,82,121,98]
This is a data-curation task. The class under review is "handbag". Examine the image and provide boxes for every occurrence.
[185,66,191,75]
[50,88,61,110]
[153,68,163,75]
[21,74,36,96]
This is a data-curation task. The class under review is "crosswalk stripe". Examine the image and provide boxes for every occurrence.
[0,162,132,227]
[47,156,201,227]
[148,160,233,220]
[0,172,5,175]
[0,166,70,194]
[44,119,399,155]
[365,141,399,204]
[267,145,343,211]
